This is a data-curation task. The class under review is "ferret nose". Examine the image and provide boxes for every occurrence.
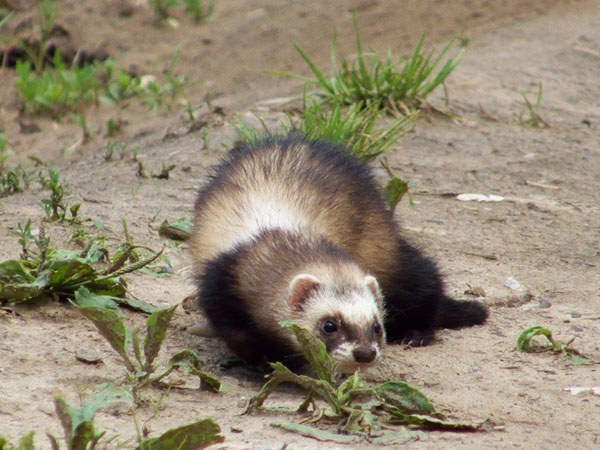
[352,346,377,363]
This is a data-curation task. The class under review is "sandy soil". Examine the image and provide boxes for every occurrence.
[1,1,599,448]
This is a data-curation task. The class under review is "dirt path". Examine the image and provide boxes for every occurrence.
[1,1,600,448]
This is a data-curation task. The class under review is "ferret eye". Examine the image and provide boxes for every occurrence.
[373,322,382,335]
[322,320,338,334]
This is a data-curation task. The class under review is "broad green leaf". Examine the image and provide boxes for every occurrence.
[0,282,45,303]
[45,258,97,288]
[516,325,553,352]
[78,305,135,372]
[134,419,224,450]
[271,421,359,444]
[74,286,121,309]
[0,260,43,303]
[0,259,36,281]
[280,321,335,384]
[74,286,156,314]
[384,176,409,212]
[144,305,177,368]
[374,381,435,414]
[84,278,126,298]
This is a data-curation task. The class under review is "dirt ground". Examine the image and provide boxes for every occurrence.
[1,0,600,448]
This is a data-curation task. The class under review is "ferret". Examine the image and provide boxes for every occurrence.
[190,135,488,373]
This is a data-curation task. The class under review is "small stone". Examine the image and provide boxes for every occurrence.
[568,311,582,318]
[536,299,552,309]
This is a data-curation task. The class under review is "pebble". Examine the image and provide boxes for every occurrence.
[536,299,552,309]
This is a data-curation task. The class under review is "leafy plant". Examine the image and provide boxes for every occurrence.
[0,219,162,308]
[517,82,549,128]
[0,166,31,197]
[279,15,463,114]
[46,387,223,450]
[517,325,593,365]
[15,54,102,117]
[236,95,413,162]
[77,301,220,399]
[16,52,188,118]
[246,322,481,443]
[37,168,81,222]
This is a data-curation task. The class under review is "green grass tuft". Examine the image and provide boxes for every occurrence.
[236,94,413,162]
[280,15,463,114]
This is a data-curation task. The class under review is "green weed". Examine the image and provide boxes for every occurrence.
[37,168,80,222]
[517,82,549,128]
[235,96,413,209]
[517,325,593,365]
[77,300,221,400]
[15,54,102,117]
[16,53,187,118]
[3,388,224,449]
[236,96,413,162]
[246,323,482,443]
[0,219,162,308]
[103,141,138,162]
[279,15,463,114]
[0,166,31,197]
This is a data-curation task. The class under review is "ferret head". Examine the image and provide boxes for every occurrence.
[287,272,386,374]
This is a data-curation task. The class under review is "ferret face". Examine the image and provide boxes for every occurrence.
[288,274,386,374]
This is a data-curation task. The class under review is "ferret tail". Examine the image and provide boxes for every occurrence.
[436,296,489,329]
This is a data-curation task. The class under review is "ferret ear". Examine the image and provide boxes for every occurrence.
[288,274,320,311]
[365,275,383,308]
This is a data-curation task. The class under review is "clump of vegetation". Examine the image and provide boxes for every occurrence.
[77,300,221,400]
[517,82,549,128]
[246,322,483,444]
[235,94,413,208]
[517,325,594,365]
[1,389,224,449]
[0,219,162,307]
[0,133,33,197]
[15,53,187,118]
[236,96,413,162]
[37,168,81,222]
[280,15,463,114]
[0,166,31,197]
[149,0,214,22]
[15,54,102,117]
